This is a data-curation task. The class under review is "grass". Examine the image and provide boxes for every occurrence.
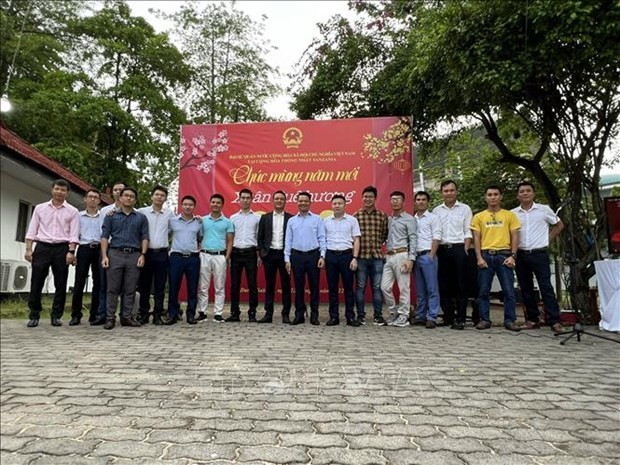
[0,294,93,319]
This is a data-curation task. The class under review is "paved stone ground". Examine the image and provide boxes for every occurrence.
[1,308,619,465]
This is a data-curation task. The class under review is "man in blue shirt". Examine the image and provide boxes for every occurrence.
[167,195,203,325]
[285,192,326,325]
[70,189,103,325]
[100,187,149,330]
[197,194,234,322]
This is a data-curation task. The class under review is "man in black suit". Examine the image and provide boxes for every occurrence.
[257,190,292,323]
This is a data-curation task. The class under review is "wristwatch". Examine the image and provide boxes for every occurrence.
[68,250,75,254]
[510,253,517,259]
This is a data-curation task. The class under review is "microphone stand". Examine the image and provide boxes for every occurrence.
[554,200,620,345]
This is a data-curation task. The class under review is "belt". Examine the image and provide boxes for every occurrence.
[518,247,548,254]
[38,242,69,247]
[201,250,226,255]
[171,252,199,258]
[483,249,511,256]
[417,250,431,256]
[233,246,257,253]
[326,249,352,255]
[387,247,408,255]
[148,247,169,253]
[291,248,319,255]
[79,243,100,248]
[440,243,464,248]
[111,247,140,253]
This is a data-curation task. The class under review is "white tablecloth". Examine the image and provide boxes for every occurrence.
[594,260,620,332]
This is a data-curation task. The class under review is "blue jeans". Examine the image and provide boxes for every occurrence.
[168,253,200,320]
[477,252,516,326]
[355,258,384,318]
[414,254,440,321]
[515,250,560,325]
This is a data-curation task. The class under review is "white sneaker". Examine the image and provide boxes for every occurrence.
[385,313,399,326]
[392,314,410,327]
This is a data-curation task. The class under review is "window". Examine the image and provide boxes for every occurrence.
[15,201,33,242]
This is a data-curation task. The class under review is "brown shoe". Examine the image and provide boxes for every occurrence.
[425,320,437,329]
[523,321,540,330]
[120,317,141,327]
[475,321,491,330]
[551,323,564,333]
[505,322,522,332]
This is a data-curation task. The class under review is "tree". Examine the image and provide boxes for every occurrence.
[160,0,279,124]
[292,0,620,316]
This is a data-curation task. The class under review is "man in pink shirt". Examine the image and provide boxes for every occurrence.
[25,179,80,327]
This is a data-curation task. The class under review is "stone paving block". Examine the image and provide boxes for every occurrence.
[30,456,110,465]
[17,425,87,440]
[554,441,620,458]
[91,440,165,459]
[147,429,213,444]
[231,409,288,420]
[0,436,36,452]
[439,426,509,440]
[70,416,133,428]
[571,430,620,443]
[287,411,345,422]
[20,438,100,456]
[403,415,465,426]
[17,414,74,426]
[415,436,490,453]
[314,422,376,435]
[1,423,25,435]
[346,413,406,424]
[213,430,278,445]
[0,452,41,465]
[317,403,374,413]
[132,417,192,430]
[280,432,347,448]
[384,449,465,465]
[528,456,618,465]
[458,452,539,464]
[252,420,314,433]
[483,439,565,455]
[309,447,387,465]
[346,434,413,450]
[83,427,148,442]
[237,445,309,463]
[190,419,253,431]
[505,427,578,442]
[75,406,123,416]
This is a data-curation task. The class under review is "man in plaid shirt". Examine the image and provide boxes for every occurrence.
[354,186,389,325]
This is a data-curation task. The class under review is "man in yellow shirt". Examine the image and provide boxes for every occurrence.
[470,185,521,331]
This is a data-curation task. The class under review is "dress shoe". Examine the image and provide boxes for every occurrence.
[51,318,62,327]
[257,316,273,323]
[425,320,437,329]
[103,319,115,330]
[196,312,207,321]
[326,319,340,326]
[88,315,97,323]
[120,317,141,327]
[551,322,564,333]
[90,317,106,326]
[346,319,361,327]
[165,318,178,326]
[27,319,39,328]
[310,319,320,326]
[505,322,521,332]
[187,318,197,325]
[524,321,540,330]
[138,314,150,325]
[450,322,465,330]
[282,315,290,324]
[413,319,427,326]
[225,315,241,322]
[152,317,164,325]
[475,321,491,330]
[248,315,257,323]
[290,317,305,325]
[69,317,80,326]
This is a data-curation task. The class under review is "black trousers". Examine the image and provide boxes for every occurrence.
[437,244,468,324]
[262,249,291,318]
[138,249,169,318]
[291,249,320,320]
[71,245,101,320]
[230,248,258,317]
[28,242,69,319]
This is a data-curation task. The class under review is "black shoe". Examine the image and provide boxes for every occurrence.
[451,322,465,330]
[310,319,320,326]
[282,315,290,324]
[196,313,207,321]
[88,315,97,323]
[120,317,141,327]
[104,319,115,330]
[290,317,305,325]
[165,318,178,326]
[257,316,273,323]
[27,319,39,328]
[138,314,150,325]
[152,317,164,326]
[187,318,197,325]
[373,316,386,325]
[347,319,361,327]
[69,317,80,326]
[326,319,340,326]
[51,318,62,327]
[413,319,427,326]
[357,316,366,325]
[225,315,241,322]
[90,317,106,326]
[248,315,257,323]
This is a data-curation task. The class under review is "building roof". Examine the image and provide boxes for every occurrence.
[0,122,111,204]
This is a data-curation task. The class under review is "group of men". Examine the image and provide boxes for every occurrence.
[25,178,564,333]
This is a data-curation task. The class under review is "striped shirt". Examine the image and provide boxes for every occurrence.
[102,209,149,249]
[354,207,388,260]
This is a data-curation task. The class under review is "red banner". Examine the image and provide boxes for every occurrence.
[179,117,414,301]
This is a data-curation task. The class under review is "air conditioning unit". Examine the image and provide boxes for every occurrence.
[0,260,31,293]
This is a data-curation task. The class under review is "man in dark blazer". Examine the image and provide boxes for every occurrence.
[257,190,292,323]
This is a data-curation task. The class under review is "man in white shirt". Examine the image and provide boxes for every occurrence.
[227,188,261,322]
[511,181,564,332]
[412,191,442,328]
[137,185,175,325]
[324,195,361,327]
[432,180,473,330]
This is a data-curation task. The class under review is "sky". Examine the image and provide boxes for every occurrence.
[126,0,353,120]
